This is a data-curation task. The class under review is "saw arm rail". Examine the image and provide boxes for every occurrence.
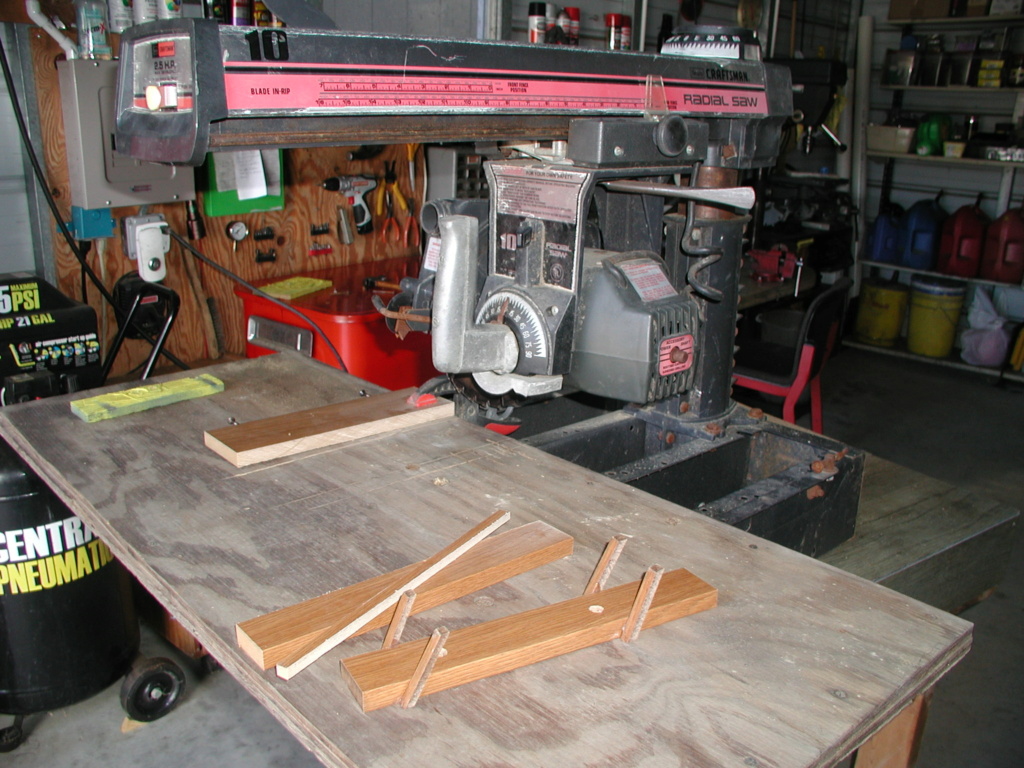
[205,114,577,152]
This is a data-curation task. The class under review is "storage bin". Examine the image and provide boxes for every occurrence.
[855,281,909,347]
[236,257,437,390]
[866,125,915,154]
[906,277,966,358]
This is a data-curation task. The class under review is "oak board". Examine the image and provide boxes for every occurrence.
[237,521,574,669]
[204,387,454,467]
[341,566,718,712]
[0,355,972,768]
[275,509,510,679]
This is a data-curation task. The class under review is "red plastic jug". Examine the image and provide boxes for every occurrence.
[980,206,1024,284]
[937,197,988,278]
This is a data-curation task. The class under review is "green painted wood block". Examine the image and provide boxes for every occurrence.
[70,374,225,423]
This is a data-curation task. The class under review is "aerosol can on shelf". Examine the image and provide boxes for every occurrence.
[74,0,111,60]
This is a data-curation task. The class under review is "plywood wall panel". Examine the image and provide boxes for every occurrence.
[29,29,424,378]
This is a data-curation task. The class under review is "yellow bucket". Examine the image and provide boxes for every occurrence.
[855,281,908,347]
[906,277,966,358]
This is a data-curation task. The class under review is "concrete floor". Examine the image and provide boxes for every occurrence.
[3,347,1021,767]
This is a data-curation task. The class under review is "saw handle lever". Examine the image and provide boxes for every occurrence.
[600,180,755,212]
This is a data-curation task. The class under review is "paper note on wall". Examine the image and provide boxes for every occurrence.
[234,151,269,200]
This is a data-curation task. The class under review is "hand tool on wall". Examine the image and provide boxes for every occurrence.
[379,191,401,244]
[323,175,377,234]
[377,161,414,247]
[406,144,418,192]
[403,201,420,249]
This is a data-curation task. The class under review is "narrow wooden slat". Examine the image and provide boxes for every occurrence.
[382,591,417,651]
[400,627,449,709]
[276,510,510,679]
[340,566,718,712]
[621,565,664,643]
[236,521,573,670]
[583,534,628,595]
[204,388,454,467]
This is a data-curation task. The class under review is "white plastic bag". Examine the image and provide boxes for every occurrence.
[960,289,1011,367]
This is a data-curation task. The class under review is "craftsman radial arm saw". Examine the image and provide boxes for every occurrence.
[114,20,864,557]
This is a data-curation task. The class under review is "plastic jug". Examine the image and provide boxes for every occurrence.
[915,114,951,156]
[980,206,1024,284]
[899,194,946,270]
[937,196,988,278]
[868,205,903,264]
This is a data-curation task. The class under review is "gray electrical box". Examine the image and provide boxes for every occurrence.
[57,59,195,209]
[425,145,491,201]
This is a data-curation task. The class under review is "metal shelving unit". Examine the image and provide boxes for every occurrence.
[856,14,1024,380]
[866,150,1024,169]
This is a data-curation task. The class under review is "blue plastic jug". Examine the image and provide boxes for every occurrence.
[899,195,946,270]
[869,206,903,264]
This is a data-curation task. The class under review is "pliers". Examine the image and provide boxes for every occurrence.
[379,190,401,244]
[376,161,408,219]
[376,159,419,248]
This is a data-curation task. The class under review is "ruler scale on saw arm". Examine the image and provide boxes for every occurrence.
[114,20,792,164]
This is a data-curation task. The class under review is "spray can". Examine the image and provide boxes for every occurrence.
[156,0,182,19]
[545,3,557,33]
[75,0,112,59]
[528,2,546,43]
[229,0,251,25]
[132,0,159,23]
[106,0,132,33]
[621,15,632,50]
[564,7,580,45]
[204,0,227,23]
[253,0,281,26]
[605,13,624,50]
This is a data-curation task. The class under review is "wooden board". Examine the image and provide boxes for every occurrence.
[70,374,224,422]
[237,521,574,670]
[275,509,510,679]
[341,566,717,712]
[204,388,454,467]
[852,693,930,768]
[822,456,1018,613]
[0,355,973,768]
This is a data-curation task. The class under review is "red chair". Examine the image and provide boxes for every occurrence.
[733,277,851,433]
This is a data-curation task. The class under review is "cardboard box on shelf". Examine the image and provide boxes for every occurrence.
[889,0,951,20]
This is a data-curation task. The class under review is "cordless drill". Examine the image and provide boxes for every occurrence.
[322,175,378,234]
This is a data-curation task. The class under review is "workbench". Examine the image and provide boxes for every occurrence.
[738,265,817,310]
[0,354,972,768]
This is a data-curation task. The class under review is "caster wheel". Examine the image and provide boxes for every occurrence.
[120,657,186,722]
[199,654,222,676]
[0,715,25,753]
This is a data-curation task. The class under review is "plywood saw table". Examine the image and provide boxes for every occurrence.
[0,354,972,768]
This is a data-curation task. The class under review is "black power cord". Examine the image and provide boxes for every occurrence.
[167,230,348,373]
[0,31,188,380]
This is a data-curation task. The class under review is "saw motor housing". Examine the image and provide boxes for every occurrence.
[418,117,723,408]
